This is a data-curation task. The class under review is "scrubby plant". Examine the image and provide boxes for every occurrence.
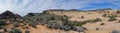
[61,15,69,22]
[49,16,55,20]
[100,23,105,25]
[96,27,99,30]
[108,16,117,21]
[81,16,84,19]
[118,20,120,23]
[116,10,120,14]
[3,28,7,32]
[25,29,30,33]
[14,22,19,27]
[75,22,86,26]
[92,18,102,23]
[12,28,22,33]
[0,20,6,26]
[29,22,37,28]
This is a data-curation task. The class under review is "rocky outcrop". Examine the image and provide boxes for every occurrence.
[0,10,22,20]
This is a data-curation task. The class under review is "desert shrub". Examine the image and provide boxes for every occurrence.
[62,25,71,31]
[108,16,117,21]
[118,20,120,23]
[29,22,37,28]
[8,30,13,33]
[116,10,120,14]
[22,26,26,29]
[0,20,6,26]
[14,22,19,27]
[100,23,105,25]
[25,29,30,33]
[75,22,86,26]
[111,30,120,33]
[92,18,101,23]
[11,28,22,33]
[61,16,68,22]
[96,27,99,30]
[3,28,7,32]
[49,16,55,20]
[83,20,92,23]
[81,16,84,19]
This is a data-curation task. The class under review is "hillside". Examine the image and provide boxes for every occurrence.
[0,9,120,33]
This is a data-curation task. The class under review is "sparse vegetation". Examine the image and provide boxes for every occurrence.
[75,22,86,26]
[29,22,37,28]
[25,29,30,33]
[92,18,101,22]
[0,20,6,26]
[9,28,22,33]
[116,10,120,14]
[1,9,120,33]
[49,16,55,20]
[96,27,99,30]
[81,16,84,19]
[108,16,117,21]
[100,23,105,25]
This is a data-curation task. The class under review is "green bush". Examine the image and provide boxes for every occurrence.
[75,22,86,26]
[29,22,37,28]
[116,10,120,14]
[108,16,117,21]
[9,28,22,33]
[92,18,102,23]
[25,29,30,33]
[49,16,55,20]
[0,20,6,26]
[100,23,105,25]
[14,23,19,27]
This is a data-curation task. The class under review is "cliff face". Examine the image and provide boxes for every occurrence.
[0,10,22,20]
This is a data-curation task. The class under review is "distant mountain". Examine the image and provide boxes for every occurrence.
[0,10,22,20]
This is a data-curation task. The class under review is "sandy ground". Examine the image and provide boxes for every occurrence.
[5,10,120,33]
[46,10,120,33]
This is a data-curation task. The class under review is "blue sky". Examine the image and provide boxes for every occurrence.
[0,0,120,16]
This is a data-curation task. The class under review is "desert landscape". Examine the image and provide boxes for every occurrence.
[0,8,120,33]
